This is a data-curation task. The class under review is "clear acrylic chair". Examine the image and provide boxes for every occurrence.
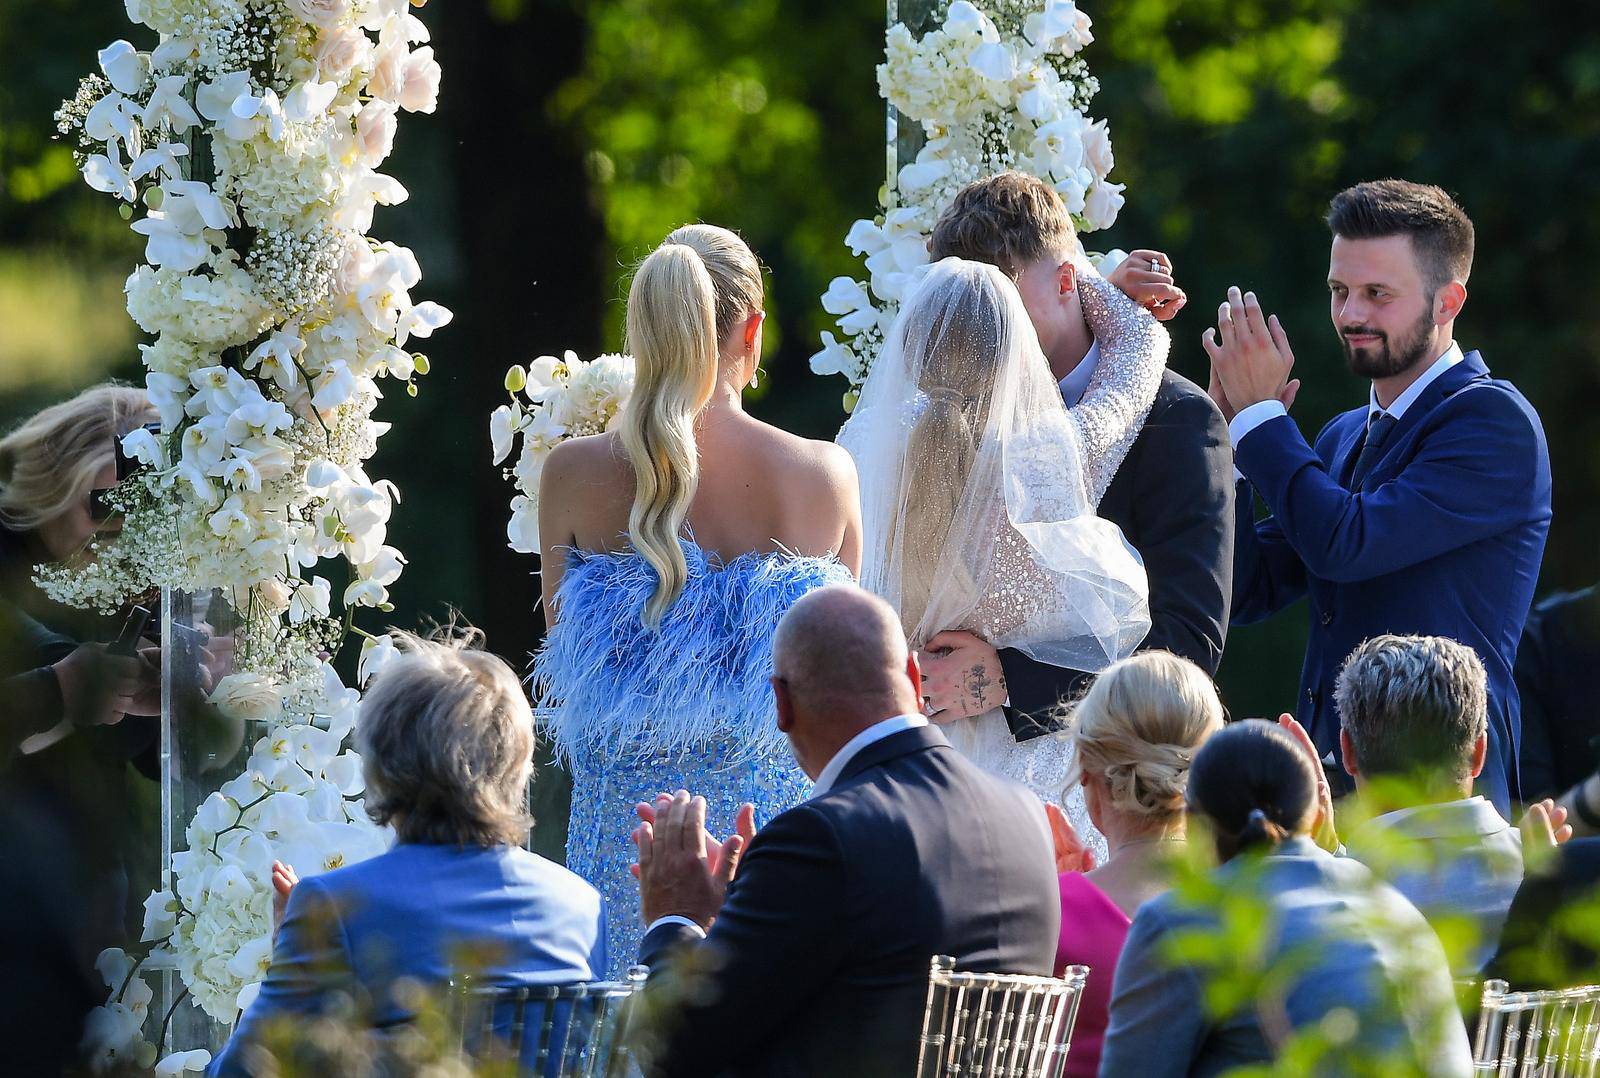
[454,965,648,1077]
[1473,978,1600,1077]
[915,955,1090,1078]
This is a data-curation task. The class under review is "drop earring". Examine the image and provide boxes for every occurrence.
[749,365,761,389]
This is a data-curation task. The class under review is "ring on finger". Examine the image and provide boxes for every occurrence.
[1150,257,1161,273]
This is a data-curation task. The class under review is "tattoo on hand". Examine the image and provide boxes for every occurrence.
[965,663,992,712]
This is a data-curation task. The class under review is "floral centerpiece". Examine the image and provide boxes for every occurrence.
[48,0,450,1070]
[491,351,636,555]
[811,0,1123,405]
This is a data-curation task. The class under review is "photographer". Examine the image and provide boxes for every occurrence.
[0,385,162,758]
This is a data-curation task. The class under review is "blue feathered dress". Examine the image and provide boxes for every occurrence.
[532,539,854,976]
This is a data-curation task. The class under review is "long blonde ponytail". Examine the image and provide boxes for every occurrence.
[622,245,718,628]
[622,225,765,628]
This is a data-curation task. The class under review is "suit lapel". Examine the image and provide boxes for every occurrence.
[1339,351,1489,491]
[834,725,948,787]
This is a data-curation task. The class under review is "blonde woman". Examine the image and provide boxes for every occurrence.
[531,224,862,973]
[1051,651,1223,1078]
[0,384,160,756]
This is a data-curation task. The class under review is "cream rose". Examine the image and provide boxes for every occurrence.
[286,0,350,30]
[1083,118,1115,179]
[355,99,397,165]
[314,24,368,81]
[208,672,283,722]
[397,46,440,113]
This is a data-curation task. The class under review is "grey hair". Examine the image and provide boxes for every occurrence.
[772,585,908,702]
[1334,634,1488,782]
[358,627,534,847]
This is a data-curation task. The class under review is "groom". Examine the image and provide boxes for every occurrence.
[920,171,1235,735]
[1205,179,1551,814]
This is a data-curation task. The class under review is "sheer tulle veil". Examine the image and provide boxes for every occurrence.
[838,256,1150,671]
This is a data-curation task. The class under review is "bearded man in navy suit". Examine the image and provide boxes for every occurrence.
[1205,179,1551,815]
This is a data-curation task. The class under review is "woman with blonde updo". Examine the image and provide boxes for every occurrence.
[1052,650,1223,1078]
[532,224,862,972]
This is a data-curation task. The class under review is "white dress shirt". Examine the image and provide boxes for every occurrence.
[1228,341,1465,478]
[644,713,929,941]
[1058,341,1102,408]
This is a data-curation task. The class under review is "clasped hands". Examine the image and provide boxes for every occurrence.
[1200,285,1302,423]
[631,791,756,929]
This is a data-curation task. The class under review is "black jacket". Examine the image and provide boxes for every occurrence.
[1515,586,1600,801]
[999,369,1234,734]
[637,724,1061,1077]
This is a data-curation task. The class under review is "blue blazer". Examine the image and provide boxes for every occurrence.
[1100,837,1471,1077]
[636,724,1061,1078]
[210,842,607,1077]
[1232,352,1551,812]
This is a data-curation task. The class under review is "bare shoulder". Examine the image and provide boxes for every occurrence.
[541,431,631,496]
[755,422,858,492]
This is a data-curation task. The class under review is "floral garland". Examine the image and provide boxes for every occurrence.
[48,0,450,1070]
[491,352,636,555]
[810,0,1122,405]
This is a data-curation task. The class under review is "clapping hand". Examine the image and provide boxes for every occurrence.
[1046,803,1097,874]
[1106,249,1187,322]
[1520,798,1573,874]
[271,860,299,939]
[1277,714,1339,852]
[630,794,755,882]
[633,790,746,929]
[1201,286,1301,422]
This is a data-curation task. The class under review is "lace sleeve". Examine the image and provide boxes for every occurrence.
[1070,274,1170,506]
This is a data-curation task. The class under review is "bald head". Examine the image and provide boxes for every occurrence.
[774,586,909,697]
[771,586,922,777]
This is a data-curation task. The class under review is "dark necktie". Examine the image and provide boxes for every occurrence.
[1349,411,1397,488]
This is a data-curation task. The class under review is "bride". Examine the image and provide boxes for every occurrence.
[839,255,1165,853]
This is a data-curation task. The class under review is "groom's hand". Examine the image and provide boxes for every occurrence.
[1202,286,1300,411]
[918,631,1008,720]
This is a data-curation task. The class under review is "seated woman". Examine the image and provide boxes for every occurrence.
[1099,719,1471,1077]
[1054,651,1223,1078]
[210,630,606,1077]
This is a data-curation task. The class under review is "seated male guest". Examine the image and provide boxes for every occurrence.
[1486,837,1600,989]
[632,585,1060,1078]
[210,630,606,1077]
[1338,635,1526,977]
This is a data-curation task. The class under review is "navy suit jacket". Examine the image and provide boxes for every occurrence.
[1232,351,1551,813]
[636,724,1060,1078]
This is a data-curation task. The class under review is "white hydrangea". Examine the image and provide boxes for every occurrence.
[125,259,273,347]
[492,351,637,554]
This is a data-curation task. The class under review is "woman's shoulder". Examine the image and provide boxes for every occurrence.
[542,430,629,487]
[740,419,857,489]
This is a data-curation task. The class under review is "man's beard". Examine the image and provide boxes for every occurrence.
[1340,306,1437,379]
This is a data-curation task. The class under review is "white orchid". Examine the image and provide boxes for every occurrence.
[142,75,201,132]
[128,141,190,183]
[84,147,137,201]
[99,40,150,94]
[244,327,306,391]
[154,1049,213,1075]
[85,91,141,150]
[288,575,332,624]
[395,299,452,346]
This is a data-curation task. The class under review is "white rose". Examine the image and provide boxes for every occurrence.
[1081,180,1126,232]
[1083,118,1115,179]
[315,24,369,80]
[354,99,398,166]
[397,46,440,113]
[255,577,291,614]
[368,40,406,103]
[209,672,282,722]
[286,0,350,30]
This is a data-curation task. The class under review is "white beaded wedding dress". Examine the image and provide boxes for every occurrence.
[838,256,1167,856]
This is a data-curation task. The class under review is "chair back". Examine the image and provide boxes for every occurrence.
[915,955,1089,1078]
[455,966,648,1077]
[1473,978,1600,1076]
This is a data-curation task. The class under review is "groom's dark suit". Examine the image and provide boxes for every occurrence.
[998,369,1235,733]
[635,724,1059,1078]
[1231,351,1550,814]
